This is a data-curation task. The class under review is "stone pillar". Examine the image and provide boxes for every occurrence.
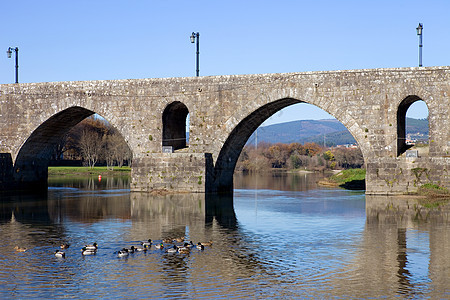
[130,153,214,193]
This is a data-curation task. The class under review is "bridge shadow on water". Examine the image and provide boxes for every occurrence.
[0,189,449,298]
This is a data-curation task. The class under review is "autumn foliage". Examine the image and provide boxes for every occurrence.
[236,142,363,172]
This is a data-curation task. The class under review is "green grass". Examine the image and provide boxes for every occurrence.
[330,168,366,184]
[48,166,131,176]
[415,184,450,208]
[318,168,366,190]
[418,183,449,195]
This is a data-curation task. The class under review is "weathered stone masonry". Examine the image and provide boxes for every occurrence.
[0,67,449,195]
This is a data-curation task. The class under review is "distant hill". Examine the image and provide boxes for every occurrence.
[246,118,429,146]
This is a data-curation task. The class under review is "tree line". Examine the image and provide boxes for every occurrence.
[236,142,364,172]
[52,116,132,169]
[52,116,363,172]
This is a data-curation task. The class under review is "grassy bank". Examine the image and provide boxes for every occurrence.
[48,166,131,176]
[417,183,450,208]
[318,168,366,190]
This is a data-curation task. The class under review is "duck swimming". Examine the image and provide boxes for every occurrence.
[60,244,70,249]
[14,246,26,252]
[81,247,96,255]
[84,243,98,250]
[200,241,213,247]
[118,249,129,257]
[166,245,178,253]
[134,245,148,252]
[174,236,185,243]
[55,250,65,258]
[155,243,164,250]
[178,246,190,254]
[141,239,152,247]
[185,241,195,248]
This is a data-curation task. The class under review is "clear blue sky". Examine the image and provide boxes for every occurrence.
[2,0,445,124]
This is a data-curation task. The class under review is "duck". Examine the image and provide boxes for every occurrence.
[84,243,98,250]
[155,243,164,250]
[196,244,205,251]
[178,246,190,254]
[186,241,195,248]
[81,247,96,255]
[162,238,172,243]
[200,241,213,247]
[60,243,70,249]
[118,248,129,257]
[134,245,148,252]
[166,245,178,253]
[178,242,193,249]
[174,236,185,243]
[14,246,27,252]
[141,239,152,247]
[55,250,65,258]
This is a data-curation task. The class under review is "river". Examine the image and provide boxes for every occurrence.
[0,172,448,299]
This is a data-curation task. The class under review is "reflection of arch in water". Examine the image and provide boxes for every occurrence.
[0,193,51,223]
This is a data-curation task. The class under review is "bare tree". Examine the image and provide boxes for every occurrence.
[113,135,132,168]
[79,129,103,168]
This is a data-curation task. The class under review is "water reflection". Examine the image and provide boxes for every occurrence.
[0,175,449,298]
[345,195,450,298]
[234,171,325,191]
[48,175,129,190]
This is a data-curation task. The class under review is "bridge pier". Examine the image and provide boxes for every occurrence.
[366,156,450,195]
[130,153,216,193]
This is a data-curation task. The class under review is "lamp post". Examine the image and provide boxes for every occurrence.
[416,23,423,67]
[6,47,19,83]
[190,32,200,76]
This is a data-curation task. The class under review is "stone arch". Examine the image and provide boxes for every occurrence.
[162,101,189,151]
[13,106,131,190]
[211,98,367,193]
[397,95,428,156]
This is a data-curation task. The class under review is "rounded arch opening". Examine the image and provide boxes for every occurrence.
[212,98,365,193]
[14,106,132,188]
[397,96,429,157]
[162,101,189,151]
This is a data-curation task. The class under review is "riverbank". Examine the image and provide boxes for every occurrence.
[317,168,366,190]
[416,183,450,208]
[48,166,131,177]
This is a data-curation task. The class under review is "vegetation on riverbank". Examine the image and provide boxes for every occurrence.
[417,183,450,208]
[236,142,364,173]
[318,168,366,190]
[48,166,131,177]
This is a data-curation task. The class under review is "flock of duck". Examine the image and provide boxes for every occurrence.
[52,237,213,258]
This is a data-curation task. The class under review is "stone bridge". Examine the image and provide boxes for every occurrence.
[1,67,449,194]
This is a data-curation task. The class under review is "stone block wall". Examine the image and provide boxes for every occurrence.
[0,67,449,195]
[366,156,450,195]
[131,153,214,193]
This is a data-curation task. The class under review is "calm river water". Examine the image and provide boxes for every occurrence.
[0,172,448,299]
